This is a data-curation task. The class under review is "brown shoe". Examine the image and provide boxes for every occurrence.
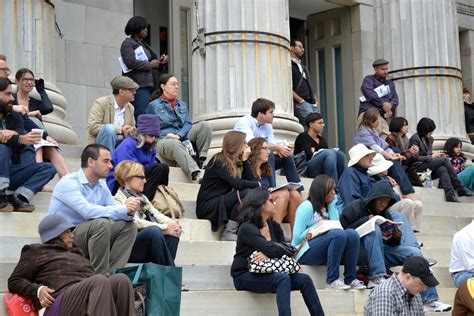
[8,194,35,212]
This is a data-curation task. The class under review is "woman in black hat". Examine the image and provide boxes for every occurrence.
[8,214,134,315]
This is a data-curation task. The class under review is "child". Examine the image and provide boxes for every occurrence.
[444,137,474,191]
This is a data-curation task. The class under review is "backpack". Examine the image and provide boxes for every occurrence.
[151,185,185,219]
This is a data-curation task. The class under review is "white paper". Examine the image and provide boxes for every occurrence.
[360,84,390,102]
[34,139,59,150]
[118,57,132,73]
[355,215,402,238]
[134,46,148,62]
[307,220,343,238]
[312,147,339,157]
[269,182,303,193]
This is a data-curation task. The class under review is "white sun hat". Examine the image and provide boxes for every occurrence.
[367,153,394,176]
[347,144,376,167]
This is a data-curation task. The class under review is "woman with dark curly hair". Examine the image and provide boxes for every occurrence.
[196,131,260,240]
[443,137,474,191]
[231,187,325,316]
[409,118,472,202]
[243,137,304,232]
[120,16,168,119]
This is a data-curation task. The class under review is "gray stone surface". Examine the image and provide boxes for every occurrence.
[84,6,130,48]
[65,40,104,87]
[55,2,86,42]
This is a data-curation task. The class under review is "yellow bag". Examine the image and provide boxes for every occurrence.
[151,185,185,219]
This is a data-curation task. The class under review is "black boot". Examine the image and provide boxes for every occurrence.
[445,190,460,203]
[0,191,13,212]
[8,194,35,212]
[457,187,473,197]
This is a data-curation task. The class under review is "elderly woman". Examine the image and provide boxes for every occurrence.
[114,160,181,266]
[107,114,169,200]
[8,214,134,315]
[120,16,168,119]
[13,68,69,177]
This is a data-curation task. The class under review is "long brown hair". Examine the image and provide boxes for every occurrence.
[308,175,336,216]
[247,137,272,178]
[209,131,246,177]
[358,108,380,129]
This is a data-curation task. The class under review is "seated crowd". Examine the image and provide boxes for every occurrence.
[4,46,474,316]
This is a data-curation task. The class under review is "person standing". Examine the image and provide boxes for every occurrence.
[359,59,399,138]
[290,39,319,128]
[463,88,474,144]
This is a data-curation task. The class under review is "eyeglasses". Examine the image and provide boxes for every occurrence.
[267,196,274,203]
[132,175,146,180]
[22,78,35,82]
[145,134,157,138]
[0,67,10,72]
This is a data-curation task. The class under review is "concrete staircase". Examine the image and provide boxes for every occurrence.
[1,145,471,315]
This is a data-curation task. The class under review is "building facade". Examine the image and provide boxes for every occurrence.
[1,0,473,152]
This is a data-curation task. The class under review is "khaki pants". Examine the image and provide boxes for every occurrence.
[389,198,423,232]
[157,121,213,177]
[73,218,137,276]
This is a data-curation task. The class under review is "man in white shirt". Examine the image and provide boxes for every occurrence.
[87,76,138,153]
[234,98,302,188]
[449,220,474,287]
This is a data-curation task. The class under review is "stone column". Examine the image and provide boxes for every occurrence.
[192,0,302,148]
[0,1,78,144]
[374,0,466,143]
[460,29,474,94]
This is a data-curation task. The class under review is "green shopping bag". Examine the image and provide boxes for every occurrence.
[116,263,182,316]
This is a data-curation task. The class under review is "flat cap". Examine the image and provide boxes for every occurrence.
[373,59,389,67]
[110,75,139,90]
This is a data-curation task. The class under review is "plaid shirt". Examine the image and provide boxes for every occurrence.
[364,274,424,315]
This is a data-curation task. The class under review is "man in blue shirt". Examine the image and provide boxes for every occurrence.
[234,98,302,188]
[359,59,399,138]
[49,144,141,275]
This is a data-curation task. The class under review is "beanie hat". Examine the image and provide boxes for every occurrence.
[137,114,160,136]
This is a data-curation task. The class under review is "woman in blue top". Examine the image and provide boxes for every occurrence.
[292,175,365,290]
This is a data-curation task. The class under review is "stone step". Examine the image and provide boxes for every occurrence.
[0,237,454,267]
[0,287,455,316]
[414,186,474,203]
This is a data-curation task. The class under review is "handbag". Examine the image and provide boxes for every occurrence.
[152,185,185,219]
[116,263,182,316]
[292,151,307,177]
[4,290,38,316]
[248,251,300,274]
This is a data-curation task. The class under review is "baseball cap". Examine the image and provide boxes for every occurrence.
[402,256,439,287]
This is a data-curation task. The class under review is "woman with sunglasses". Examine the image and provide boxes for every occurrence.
[196,131,260,240]
[243,137,304,233]
[292,175,365,290]
[231,187,325,316]
[107,114,169,201]
[113,160,181,266]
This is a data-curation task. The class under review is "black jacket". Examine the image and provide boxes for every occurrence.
[3,111,28,164]
[340,180,401,246]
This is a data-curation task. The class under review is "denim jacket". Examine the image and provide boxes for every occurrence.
[146,96,192,139]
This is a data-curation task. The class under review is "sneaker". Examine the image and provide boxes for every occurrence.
[367,276,386,289]
[0,192,13,212]
[418,240,424,248]
[426,258,437,267]
[423,301,452,312]
[457,187,473,197]
[326,279,351,290]
[348,279,366,289]
[7,194,35,212]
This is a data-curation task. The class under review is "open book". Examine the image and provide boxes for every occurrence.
[307,220,343,239]
[34,139,59,150]
[269,182,303,193]
[355,215,402,238]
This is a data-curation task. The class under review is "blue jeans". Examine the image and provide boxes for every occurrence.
[128,226,179,266]
[269,153,302,189]
[0,144,56,201]
[306,150,347,181]
[95,124,118,154]
[388,160,415,195]
[233,272,325,316]
[453,271,474,288]
[299,229,359,284]
[294,101,318,130]
[133,86,154,120]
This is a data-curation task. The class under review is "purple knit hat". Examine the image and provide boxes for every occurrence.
[137,114,160,136]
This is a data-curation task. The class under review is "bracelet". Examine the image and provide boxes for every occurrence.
[298,99,305,104]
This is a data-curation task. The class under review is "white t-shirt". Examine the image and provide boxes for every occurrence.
[449,221,474,273]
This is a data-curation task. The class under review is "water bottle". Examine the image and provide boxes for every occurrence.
[423,169,433,188]
[182,140,196,156]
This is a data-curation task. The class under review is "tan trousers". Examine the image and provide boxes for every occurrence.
[389,198,423,232]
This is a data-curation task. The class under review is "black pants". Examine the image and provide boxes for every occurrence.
[222,188,251,221]
[417,157,463,193]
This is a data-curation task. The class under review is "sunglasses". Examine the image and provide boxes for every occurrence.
[133,175,146,180]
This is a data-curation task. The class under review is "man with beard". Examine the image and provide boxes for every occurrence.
[359,59,399,138]
[0,77,56,212]
[290,39,319,128]
[48,144,141,276]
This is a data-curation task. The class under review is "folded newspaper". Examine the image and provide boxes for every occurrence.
[269,182,303,193]
[34,139,59,150]
[355,215,402,238]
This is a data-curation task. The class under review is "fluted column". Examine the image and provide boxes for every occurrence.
[192,0,302,147]
[1,0,78,144]
[374,0,465,142]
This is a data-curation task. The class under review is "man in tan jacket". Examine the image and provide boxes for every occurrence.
[88,76,138,153]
